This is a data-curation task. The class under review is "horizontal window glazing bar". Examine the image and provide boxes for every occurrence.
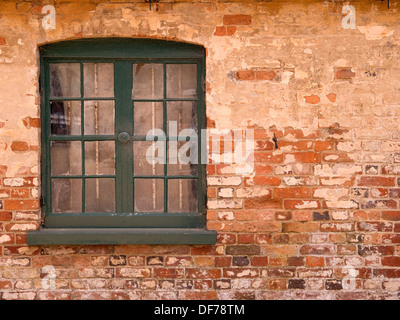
[49,135,116,140]
[50,97,115,101]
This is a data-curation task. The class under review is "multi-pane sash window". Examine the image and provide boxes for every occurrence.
[29,39,215,244]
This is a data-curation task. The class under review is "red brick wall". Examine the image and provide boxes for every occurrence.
[0,0,400,300]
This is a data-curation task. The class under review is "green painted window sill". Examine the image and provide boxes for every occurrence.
[27,228,217,245]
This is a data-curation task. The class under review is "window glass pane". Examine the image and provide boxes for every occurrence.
[168,179,197,213]
[84,63,114,98]
[132,63,163,99]
[133,141,164,176]
[85,141,115,175]
[134,179,164,212]
[85,178,115,212]
[166,64,197,98]
[134,102,163,135]
[50,63,80,98]
[168,141,198,176]
[51,141,82,176]
[84,100,115,135]
[50,101,81,135]
[52,178,82,213]
[167,101,198,134]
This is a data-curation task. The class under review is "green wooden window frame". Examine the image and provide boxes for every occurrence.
[27,38,216,245]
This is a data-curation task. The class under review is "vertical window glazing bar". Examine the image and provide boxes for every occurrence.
[44,62,52,214]
[80,62,86,212]
[163,63,168,212]
[115,61,134,213]
[151,64,156,211]
[197,61,205,215]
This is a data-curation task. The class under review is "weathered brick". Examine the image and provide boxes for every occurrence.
[389,188,400,198]
[255,164,274,175]
[297,268,333,278]
[273,234,289,244]
[314,140,334,151]
[382,234,400,244]
[369,188,388,197]
[320,222,355,232]
[191,245,224,256]
[236,187,271,198]
[225,245,260,256]
[335,68,355,80]
[0,211,12,221]
[382,211,400,221]
[381,256,400,267]
[237,233,254,244]
[373,269,400,278]
[194,256,213,267]
[255,140,275,151]
[251,256,269,267]
[153,268,181,279]
[223,267,259,278]
[322,152,353,162]
[235,70,255,80]
[244,198,282,209]
[282,222,318,233]
[288,279,306,289]
[351,188,369,197]
[306,256,324,267]
[2,198,29,211]
[186,268,221,279]
[256,70,276,81]
[347,234,365,243]
[3,177,37,187]
[213,279,231,290]
[361,200,397,209]
[300,245,336,255]
[358,245,394,256]
[274,211,292,221]
[304,94,320,104]
[268,279,287,290]
[326,93,336,103]
[207,176,242,186]
[312,211,330,221]
[358,176,395,187]
[287,256,305,267]
[116,268,151,278]
[217,187,234,198]
[246,176,281,186]
[254,152,284,163]
[0,234,14,244]
[325,279,343,290]
[10,141,29,152]
[232,256,250,266]
[226,26,236,35]
[214,257,232,268]
[214,26,226,36]
[223,14,251,25]
[357,221,392,232]
[263,268,296,278]
[5,223,38,232]
[284,200,320,210]
[274,187,311,199]
[286,152,321,163]
[109,255,127,266]
[207,199,242,210]
[22,117,40,129]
